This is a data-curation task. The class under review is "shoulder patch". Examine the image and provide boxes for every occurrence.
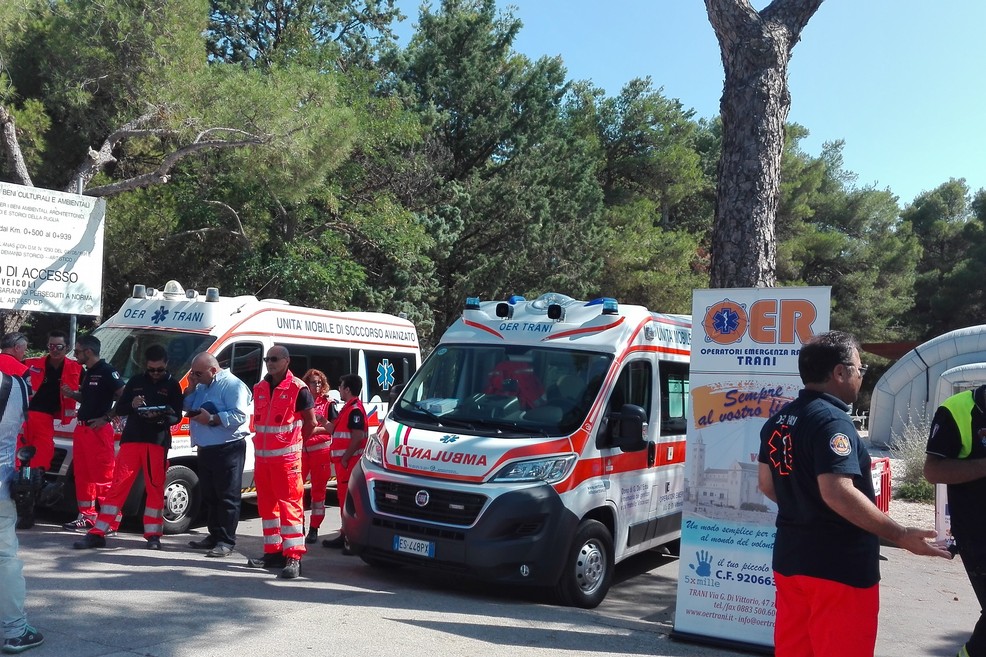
[829,433,852,457]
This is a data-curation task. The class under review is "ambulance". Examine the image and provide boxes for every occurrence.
[46,280,420,534]
[343,293,690,608]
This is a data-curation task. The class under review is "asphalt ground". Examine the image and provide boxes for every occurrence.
[11,507,981,657]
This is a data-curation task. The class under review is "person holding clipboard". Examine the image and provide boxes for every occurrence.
[71,345,183,550]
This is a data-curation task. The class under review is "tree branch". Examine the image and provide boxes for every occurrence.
[0,104,35,187]
[66,111,270,196]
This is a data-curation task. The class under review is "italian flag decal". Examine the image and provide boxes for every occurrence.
[392,423,412,467]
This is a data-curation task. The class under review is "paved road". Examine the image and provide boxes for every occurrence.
[12,509,980,657]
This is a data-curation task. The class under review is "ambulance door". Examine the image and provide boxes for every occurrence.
[215,340,263,489]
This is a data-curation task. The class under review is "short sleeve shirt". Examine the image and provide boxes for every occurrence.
[926,385,986,546]
[758,389,879,588]
[77,359,125,422]
[346,404,366,433]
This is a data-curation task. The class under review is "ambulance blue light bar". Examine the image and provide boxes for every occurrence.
[465,297,481,310]
[602,298,619,315]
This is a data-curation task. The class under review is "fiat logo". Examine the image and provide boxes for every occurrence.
[415,490,431,507]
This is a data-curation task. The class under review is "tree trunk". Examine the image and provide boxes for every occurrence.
[705,0,823,288]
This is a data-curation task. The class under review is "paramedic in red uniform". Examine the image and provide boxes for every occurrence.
[758,331,949,657]
[0,333,29,379]
[247,345,315,579]
[72,344,183,550]
[60,335,124,531]
[24,331,82,474]
[322,373,366,554]
[301,368,336,544]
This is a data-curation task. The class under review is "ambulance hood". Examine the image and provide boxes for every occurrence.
[381,419,574,482]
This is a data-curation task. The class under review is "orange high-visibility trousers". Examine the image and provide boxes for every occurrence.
[23,410,57,470]
[91,443,167,538]
[302,445,333,530]
[254,453,307,559]
[72,423,116,520]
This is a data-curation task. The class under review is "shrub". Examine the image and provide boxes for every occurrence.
[888,411,935,503]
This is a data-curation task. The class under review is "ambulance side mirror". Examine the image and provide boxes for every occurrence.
[611,403,648,452]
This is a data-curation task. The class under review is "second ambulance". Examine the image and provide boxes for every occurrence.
[343,293,691,608]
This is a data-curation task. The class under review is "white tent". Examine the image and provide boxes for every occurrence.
[868,325,986,447]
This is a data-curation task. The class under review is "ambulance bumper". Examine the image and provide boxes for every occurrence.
[342,462,579,586]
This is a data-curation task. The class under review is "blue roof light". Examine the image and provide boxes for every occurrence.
[465,296,481,310]
[508,295,526,304]
[601,298,619,315]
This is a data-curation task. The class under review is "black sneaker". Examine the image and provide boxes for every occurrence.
[279,558,302,579]
[305,527,318,544]
[72,533,106,550]
[321,534,345,549]
[15,513,34,530]
[63,516,95,531]
[206,543,234,558]
[146,537,162,550]
[246,552,287,569]
[341,536,354,556]
[188,537,218,550]
[2,625,44,653]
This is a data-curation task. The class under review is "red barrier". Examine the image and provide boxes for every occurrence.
[871,457,892,513]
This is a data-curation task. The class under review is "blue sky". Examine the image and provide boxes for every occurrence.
[393,1,985,208]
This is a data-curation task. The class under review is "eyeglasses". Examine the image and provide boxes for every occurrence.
[146,367,168,374]
[48,344,66,351]
[189,370,205,377]
[843,363,869,377]
[73,348,89,356]
[263,356,282,363]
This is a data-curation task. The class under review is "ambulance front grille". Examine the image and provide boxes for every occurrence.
[372,481,486,526]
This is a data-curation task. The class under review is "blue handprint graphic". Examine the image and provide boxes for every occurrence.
[690,550,713,577]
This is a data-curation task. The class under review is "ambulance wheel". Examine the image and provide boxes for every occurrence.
[555,519,613,609]
[163,465,200,535]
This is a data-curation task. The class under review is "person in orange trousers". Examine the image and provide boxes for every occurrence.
[300,369,337,544]
[322,373,366,554]
[72,344,183,550]
[60,334,124,531]
[247,345,315,579]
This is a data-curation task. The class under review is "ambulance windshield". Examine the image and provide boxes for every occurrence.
[393,344,611,437]
[92,326,216,383]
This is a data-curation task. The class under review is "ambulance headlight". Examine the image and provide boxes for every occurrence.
[364,433,384,466]
[491,454,577,484]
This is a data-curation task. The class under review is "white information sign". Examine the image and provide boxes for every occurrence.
[0,181,106,315]
[672,287,831,650]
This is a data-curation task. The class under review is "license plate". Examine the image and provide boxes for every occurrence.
[393,535,435,558]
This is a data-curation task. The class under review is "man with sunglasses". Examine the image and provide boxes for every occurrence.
[18,331,83,528]
[758,331,949,656]
[72,345,183,550]
[247,345,315,579]
[60,335,124,531]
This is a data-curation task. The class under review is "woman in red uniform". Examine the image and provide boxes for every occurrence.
[301,369,335,544]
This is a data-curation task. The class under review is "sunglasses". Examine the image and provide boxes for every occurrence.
[146,367,168,374]
[48,343,66,351]
[263,356,282,363]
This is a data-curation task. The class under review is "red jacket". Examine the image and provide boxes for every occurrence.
[25,355,82,422]
[252,372,307,458]
[330,397,367,463]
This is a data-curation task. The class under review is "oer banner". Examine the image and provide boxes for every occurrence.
[672,287,830,650]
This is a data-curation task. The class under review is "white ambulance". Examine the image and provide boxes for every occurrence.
[343,293,690,608]
[47,280,420,534]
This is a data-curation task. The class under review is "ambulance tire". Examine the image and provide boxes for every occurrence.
[163,465,200,535]
[555,519,613,609]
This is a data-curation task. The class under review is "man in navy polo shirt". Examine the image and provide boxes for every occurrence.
[758,331,949,657]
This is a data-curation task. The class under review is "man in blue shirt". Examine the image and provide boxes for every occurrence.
[184,353,252,558]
